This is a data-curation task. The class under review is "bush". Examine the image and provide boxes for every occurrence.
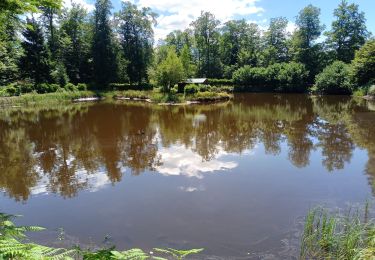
[276,62,309,92]
[184,84,199,95]
[77,83,88,91]
[233,66,268,87]
[64,83,78,92]
[35,83,59,94]
[351,40,375,87]
[4,84,20,96]
[232,62,308,92]
[108,83,153,91]
[208,78,234,86]
[17,82,34,93]
[313,61,353,94]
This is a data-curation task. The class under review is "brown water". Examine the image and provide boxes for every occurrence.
[0,93,374,258]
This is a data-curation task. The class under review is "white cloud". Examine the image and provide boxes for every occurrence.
[155,144,238,178]
[63,0,95,12]
[128,0,264,41]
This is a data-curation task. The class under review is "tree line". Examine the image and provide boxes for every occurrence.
[0,0,374,95]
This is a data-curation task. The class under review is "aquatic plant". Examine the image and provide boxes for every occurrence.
[300,204,375,259]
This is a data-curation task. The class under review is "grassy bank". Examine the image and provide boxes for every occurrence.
[0,88,232,107]
[112,89,232,103]
[301,205,374,259]
[0,91,101,107]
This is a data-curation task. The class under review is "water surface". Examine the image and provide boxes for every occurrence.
[0,94,374,258]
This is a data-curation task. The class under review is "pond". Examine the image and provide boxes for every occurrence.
[0,93,374,258]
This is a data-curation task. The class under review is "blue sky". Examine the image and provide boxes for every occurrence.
[67,0,375,41]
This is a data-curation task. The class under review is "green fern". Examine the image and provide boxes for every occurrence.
[111,248,150,259]
[153,248,204,260]
[0,213,76,260]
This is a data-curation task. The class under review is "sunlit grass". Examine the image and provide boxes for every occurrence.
[300,204,375,259]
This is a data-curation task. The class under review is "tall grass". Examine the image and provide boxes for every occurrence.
[300,204,375,259]
[0,91,99,107]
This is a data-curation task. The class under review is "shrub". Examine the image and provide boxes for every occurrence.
[108,83,153,91]
[276,62,308,92]
[184,84,199,95]
[351,40,375,87]
[35,83,59,94]
[17,82,34,93]
[64,83,78,92]
[208,78,234,86]
[232,62,308,92]
[233,66,268,87]
[313,61,353,94]
[77,83,88,91]
[4,84,20,96]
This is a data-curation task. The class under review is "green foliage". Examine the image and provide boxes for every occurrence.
[60,3,92,84]
[232,62,308,92]
[150,48,184,92]
[351,40,375,87]
[300,206,375,259]
[189,92,231,102]
[92,0,117,87]
[262,17,289,65]
[0,213,76,259]
[208,78,234,86]
[108,83,152,91]
[36,83,60,94]
[77,83,88,91]
[219,20,261,69]
[326,0,369,63]
[180,44,196,78]
[19,18,52,85]
[292,5,325,82]
[184,84,199,95]
[116,1,156,85]
[0,0,372,94]
[153,248,204,260]
[313,61,353,94]
[0,0,62,15]
[64,83,78,92]
[113,90,151,100]
[191,12,222,78]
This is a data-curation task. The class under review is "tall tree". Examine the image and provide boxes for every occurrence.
[60,4,92,84]
[219,20,261,77]
[326,0,369,63]
[165,29,193,55]
[19,18,52,85]
[292,5,325,82]
[116,1,156,85]
[262,17,289,65]
[92,0,117,86]
[0,11,21,85]
[191,11,221,78]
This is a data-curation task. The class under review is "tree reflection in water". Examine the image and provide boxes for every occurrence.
[0,94,374,201]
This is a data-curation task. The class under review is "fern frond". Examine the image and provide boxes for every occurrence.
[111,248,149,259]
[153,247,204,259]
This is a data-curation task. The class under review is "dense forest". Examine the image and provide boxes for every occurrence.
[0,0,374,96]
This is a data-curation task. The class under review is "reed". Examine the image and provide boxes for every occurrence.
[300,203,375,259]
